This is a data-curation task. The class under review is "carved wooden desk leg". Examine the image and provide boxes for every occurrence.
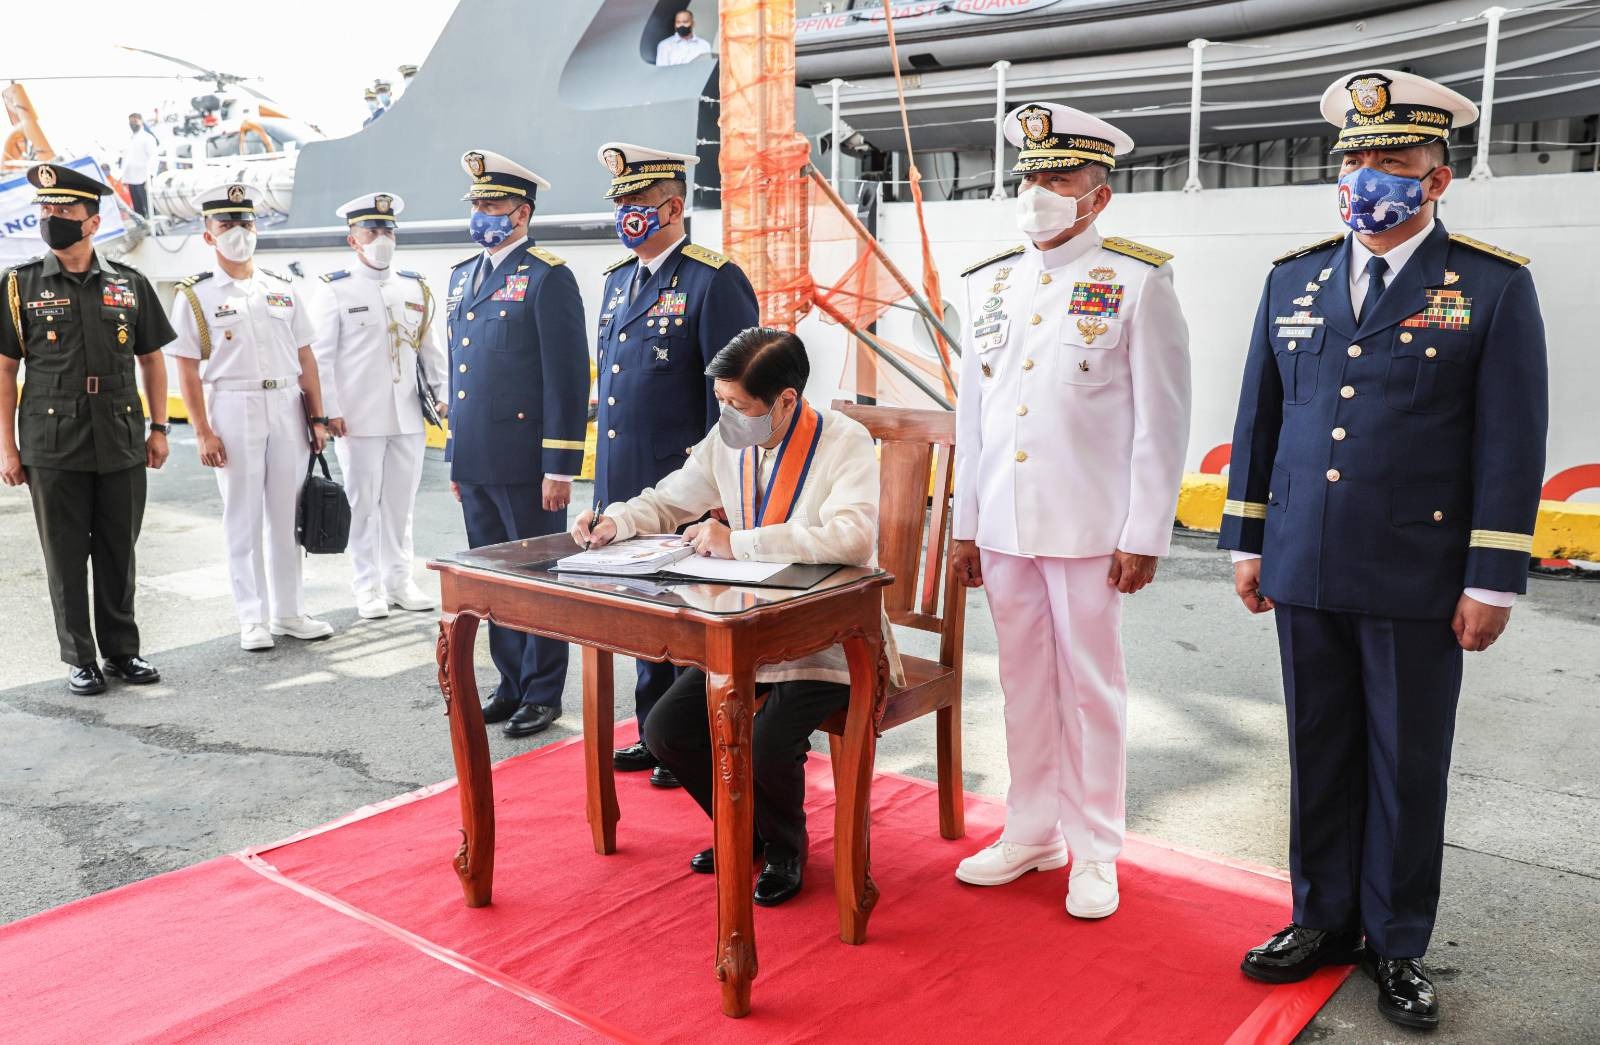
[707,639,758,1018]
[582,646,619,855]
[835,633,884,945]
[438,613,494,907]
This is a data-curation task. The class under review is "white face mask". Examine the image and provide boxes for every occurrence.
[214,226,257,263]
[360,235,396,269]
[1015,183,1098,239]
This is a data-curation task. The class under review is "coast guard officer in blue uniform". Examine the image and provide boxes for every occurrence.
[1221,71,1548,1031]
[591,142,759,785]
[447,149,589,738]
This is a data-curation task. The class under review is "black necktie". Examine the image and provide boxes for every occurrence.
[1361,255,1389,322]
[472,253,491,295]
[630,265,650,306]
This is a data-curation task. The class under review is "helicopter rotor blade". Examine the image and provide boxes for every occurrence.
[114,44,247,86]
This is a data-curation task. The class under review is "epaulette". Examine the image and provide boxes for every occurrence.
[1102,236,1173,267]
[602,254,636,275]
[11,255,44,268]
[681,243,730,270]
[260,267,291,283]
[319,269,350,283]
[960,245,1025,278]
[527,245,566,268]
[1273,233,1345,266]
[1449,234,1528,267]
[177,271,213,288]
[452,253,479,269]
[397,269,425,281]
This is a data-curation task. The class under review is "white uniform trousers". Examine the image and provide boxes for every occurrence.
[209,386,310,625]
[981,549,1128,863]
[334,433,425,596]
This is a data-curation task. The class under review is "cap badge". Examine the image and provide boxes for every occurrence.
[465,151,486,178]
[375,194,392,214]
[1347,74,1394,120]
[1016,105,1057,147]
[227,184,247,203]
[37,166,57,188]
[603,148,626,177]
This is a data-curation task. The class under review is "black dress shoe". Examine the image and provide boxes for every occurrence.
[753,856,804,907]
[503,703,561,738]
[614,741,657,772]
[103,655,160,685]
[689,840,766,875]
[480,693,520,724]
[650,765,681,789]
[1368,955,1440,1030]
[69,664,107,696]
[1241,924,1364,984]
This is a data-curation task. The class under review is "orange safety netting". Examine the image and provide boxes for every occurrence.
[810,181,900,334]
[718,0,813,330]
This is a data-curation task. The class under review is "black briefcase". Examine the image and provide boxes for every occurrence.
[297,451,351,554]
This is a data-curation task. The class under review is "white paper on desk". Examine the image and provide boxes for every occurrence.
[554,535,693,576]
[661,557,787,583]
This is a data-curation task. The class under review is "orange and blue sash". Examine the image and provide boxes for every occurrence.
[739,402,824,528]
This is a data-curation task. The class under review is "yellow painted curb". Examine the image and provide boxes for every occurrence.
[1175,472,1600,561]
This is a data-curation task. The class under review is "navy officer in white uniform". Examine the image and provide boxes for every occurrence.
[446,150,590,738]
[1222,71,1548,1031]
[592,141,759,786]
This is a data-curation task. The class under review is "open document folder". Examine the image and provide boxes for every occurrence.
[553,535,842,589]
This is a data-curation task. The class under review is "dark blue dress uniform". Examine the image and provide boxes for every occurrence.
[1220,222,1548,959]
[445,239,589,709]
[594,241,758,725]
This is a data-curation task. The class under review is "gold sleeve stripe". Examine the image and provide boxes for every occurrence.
[542,438,586,450]
[1470,529,1535,554]
[1223,499,1268,520]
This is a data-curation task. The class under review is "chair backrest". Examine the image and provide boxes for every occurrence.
[829,400,965,671]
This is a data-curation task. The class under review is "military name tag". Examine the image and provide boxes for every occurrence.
[491,275,529,302]
[1401,289,1471,331]
[28,305,66,317]
[1277,326,1314,339]
[102,284,136,309]
[347,305,369,314]
[648,291,688,317]
[265,293,294,308]
[214,308,237,319]
[1068,282,1124,318]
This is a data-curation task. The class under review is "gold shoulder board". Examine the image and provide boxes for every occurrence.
[528,246,566,268]
[1102,236,1173,267]
[177,271,213,288]
[259,268,291,283]
[1449,234,1529,267]
[1273,233,1345,266]
[602,254,636,275]
[959,245,1026,278]
[682,244,730,269]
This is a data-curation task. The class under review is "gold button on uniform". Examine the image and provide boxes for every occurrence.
[1425,347,1438,358]
[1287,341,1297,351]
[466,311,475,320]
[1022,359,1035,371]
[1016,405,1028,417]
[607,396,616,406]
[461,337,470,347]
[607,429,616,439]
[1326,469,1341,482]
[1015,451,1028,462]
[1400,332,1414,344]
[499,310,507,318]
[46,407,55,415]
[458,363,468,373]
[1347,345,1362,358]
[1029,314,1041,325]
[1340,385,1355,399]
[1332,427,1347,441]
[456,390,466,400]
[1432,510,1445,522]
[619,333,628,342]
[516,412,526,420]
[1039,273,1052,285]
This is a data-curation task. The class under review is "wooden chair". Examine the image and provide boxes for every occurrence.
[820,400,966,839]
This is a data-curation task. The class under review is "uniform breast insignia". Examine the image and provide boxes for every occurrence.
[1088,265,1116,282]
[654,346,670,362]
[648,291,688,317]
[1318,268,1334,281]
[681,244,730,269]
[1068,282,1124,317]
[265,292,294,308]
[960,245,1025,278]
[26,298,69,312]
[982,295,1004,313]
[491,274,530,302]
[406,301,425,314]
[1101,236,1173,267]
[1273,233,1346,266]
[1442,270,1460,286]
[528,246,567,268]
[1400,289,1471,331]
[1293,295,1315,307]
[1076,317,1110,344]
[1448,234,1528,266]
[116,326,130,345]
[602,254,635,275]
[319,270,351,283]
[1078,360,1091,372]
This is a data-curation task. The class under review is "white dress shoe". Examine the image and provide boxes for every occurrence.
[356,591,390,619]
[955,837,1069,886]
[270,616,335,641]
[1066,860,1119,919]
[386,582,436,612]
[240,623,274,651]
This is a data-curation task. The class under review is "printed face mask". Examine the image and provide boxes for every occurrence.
[469,209,516,249]
[615,204,662,249]
[1337,167,1434,235]
[214,226,257,262]
[1015,183,1097,239]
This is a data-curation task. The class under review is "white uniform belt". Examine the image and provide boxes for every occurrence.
[207,377,299,391]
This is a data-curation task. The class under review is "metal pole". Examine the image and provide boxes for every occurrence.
[829,77,844,188]
[990,60,1011,200]
[1471,7,1507,181]
[1183,39,1208,193]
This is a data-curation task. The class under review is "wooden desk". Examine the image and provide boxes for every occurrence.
[429,534,892,1017]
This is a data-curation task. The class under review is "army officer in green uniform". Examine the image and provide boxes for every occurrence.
[0,163,176,695]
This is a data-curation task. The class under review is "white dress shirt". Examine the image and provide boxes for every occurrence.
[656,33,713,66]
[165,264,311,382]
[121,130,159,185]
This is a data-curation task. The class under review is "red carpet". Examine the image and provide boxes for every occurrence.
[0,731,1346,1043]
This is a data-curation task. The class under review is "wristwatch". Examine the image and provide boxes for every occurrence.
[309,415,330,425]
[148,422,171,434]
